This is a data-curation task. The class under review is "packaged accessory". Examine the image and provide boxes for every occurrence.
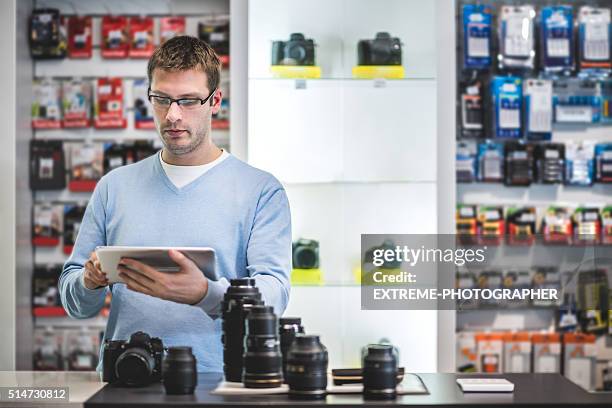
[133,79,154,129]
[502,270,531,307]
[477,206,505,245]
[498,5,536,70]
[212,97,230,129]
[532,267,561,307]
[565,141,594,186]
[540,6,574,74]
[462,4,492,70]
[67,15,92,58]
[572,207,602,245]
[477,270,504,307]
[476,333,503,373]
[63,203,86,255]
[602,206,612,245]
[32,79,62,129]
[160,16,185,44]
[33,328,63,370]
[456,271,478,310]
[491,76,522,139]
[198,16,230,57]
[577,269,609,334]
[595,143,612,183]
[65,329,99,371]
[578,6,611,74]
[556,293,578,332]
[32,265,63,316]
[541,206,572,245]
[101,15,128,58]
[535,143,565,184]
[456,204,477,238]
[459,75,485,138]
[128,16,154,58]
[130,140,157,162]
[456,140,477,183]
[477,142,504,182]
[506,207,536,245]
[29,8,66,59]
[94,78,126,129]
[563,333,596,391]
[457,332,477,373]
[504,141,534,186]
[602,79,612,123]
[523,79,552,141]
[104,143,127,174]
[67,142,104,192]
[503,332,531,373]
[553,79,601,124]
[29,140,66,190]
[532,333,561,373]
[32,203,62,247]
[62,78,92,128]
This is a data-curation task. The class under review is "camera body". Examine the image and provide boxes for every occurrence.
[102,331,164,387]
[292,238,319,269]
[357,32,402,66]
[271,33,316,66]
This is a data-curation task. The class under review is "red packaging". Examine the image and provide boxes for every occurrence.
[94,78,126,129]
[101,16,128,58]
[159,16,185,44]
[67,16,92,58]
[128,16,154,58]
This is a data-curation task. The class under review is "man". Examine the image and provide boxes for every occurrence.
[59,36,292,373]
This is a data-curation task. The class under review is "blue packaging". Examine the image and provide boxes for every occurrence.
[565,141,595,186]
[477,141,504,182]
[553,79,601,124]
[602,79,612,123]
[595,143,612,183]
[492,76,522,139]
[541,6,574,74]
[457,140,477,183]
[463,4,492,70]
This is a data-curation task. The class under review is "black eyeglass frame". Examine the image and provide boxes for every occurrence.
[147,87,217,108]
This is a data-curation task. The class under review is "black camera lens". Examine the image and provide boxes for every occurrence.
[222,279,263,382]
[163,347,197,395]
[115,347,156,387]
[286,335,328,400]
[279,317,304,382]
[363,344,397,400]
[243,305,283,388]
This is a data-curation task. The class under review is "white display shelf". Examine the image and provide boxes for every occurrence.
[34,315,108,329]
[456,308,556,332]
[457,183,612,206]
[249,78,437,183]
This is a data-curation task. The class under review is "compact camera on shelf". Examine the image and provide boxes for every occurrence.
[271,33,316,66]
[357,32,402,66]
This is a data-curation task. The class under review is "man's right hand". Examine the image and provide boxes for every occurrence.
[83,251,109,290]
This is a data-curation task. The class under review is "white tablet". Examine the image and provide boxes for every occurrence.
[95,246,218,284]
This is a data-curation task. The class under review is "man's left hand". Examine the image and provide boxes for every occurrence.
[118,249,208,305]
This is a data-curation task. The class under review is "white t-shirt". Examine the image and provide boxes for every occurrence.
[159,149,229,188]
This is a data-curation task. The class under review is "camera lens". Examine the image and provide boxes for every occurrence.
[243,305,283,388]
[279,317,304,382]
[222,279,263,382]
[163,347,197,395]
[363,344,397,400]
[286,335,328,400]
[115,347,155,387]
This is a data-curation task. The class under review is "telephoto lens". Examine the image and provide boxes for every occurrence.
[362,344,398,400]
[243,305,283,388]
[222,278,263,382]
[286,335,328,399]
[279,317,304,382]
[162,347,197,395]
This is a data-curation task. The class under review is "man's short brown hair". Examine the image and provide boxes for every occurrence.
[147,36,221,93]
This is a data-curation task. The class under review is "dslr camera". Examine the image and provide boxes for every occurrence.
[102,331,164,387]
[292,238,319,269]
[357,32,402,66]
[271,33,316,66]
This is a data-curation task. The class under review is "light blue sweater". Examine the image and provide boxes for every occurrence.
[59,152,292,373]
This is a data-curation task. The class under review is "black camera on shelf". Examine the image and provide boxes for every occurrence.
[357,32,402,66]
[271,33,316,66]
[292,238,319,269]
[102,331,164,387]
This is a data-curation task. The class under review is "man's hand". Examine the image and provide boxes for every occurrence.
[83,251,109,290]
[117,249,209,305]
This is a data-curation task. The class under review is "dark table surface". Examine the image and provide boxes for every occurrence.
[84,372,612,407]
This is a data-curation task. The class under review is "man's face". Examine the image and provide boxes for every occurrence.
[149,68,221,156]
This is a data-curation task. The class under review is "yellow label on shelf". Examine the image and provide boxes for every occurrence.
[352,65,405,79]
[291,268,323,285]
[270,65,322,79]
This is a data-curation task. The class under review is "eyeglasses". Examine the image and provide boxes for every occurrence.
[147,88,217,110]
